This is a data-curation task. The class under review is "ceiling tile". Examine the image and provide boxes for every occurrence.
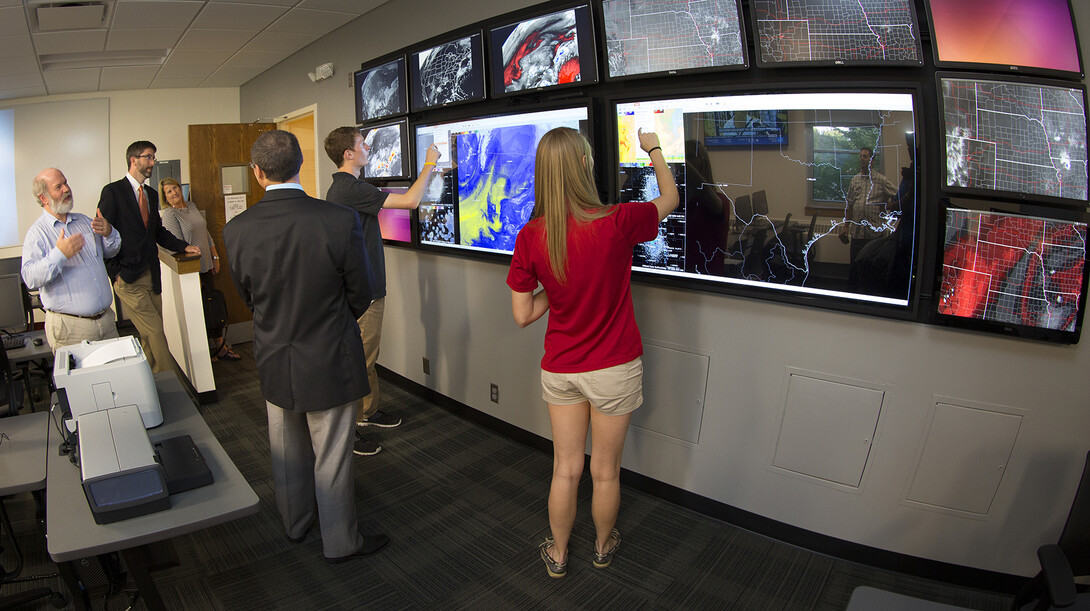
[243,30,318,52]
[112,1,204,30]
[269,9,355,35]
[191,3,287,31]
[157,62,216,79]
[208,0,297,6]
[107,28,184,51]
[150,76,207,88]
[176,29,253,50]
[0,72,45,89]
[44,67,102,87]
[34,30,108,55]
[168,47,235,65]
[0,55,40,76]
[99,72,155,90]
[207,64,265,82]
[0,6,28,37]
[226,48,290,67]
[299,0,388,15]
[0,85,48,100]
[0,33,36,57]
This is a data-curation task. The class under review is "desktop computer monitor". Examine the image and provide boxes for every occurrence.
[0,273,27,333]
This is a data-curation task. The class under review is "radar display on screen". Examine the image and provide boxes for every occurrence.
[616,92,918,307]
[938,206,1088,342]
[941,76,1088,203]
[354,57,407,124]
[752,0,922,66]
[927,0,1082,76]
[414,106,590,254]
[601,0,746,79]
[362,118,409,181]
[489,4,598,97]
[410,32,486,112]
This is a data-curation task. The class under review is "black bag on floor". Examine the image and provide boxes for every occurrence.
[203,288,228,334]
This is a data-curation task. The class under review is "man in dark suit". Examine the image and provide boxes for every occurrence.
[98,141,199,372]
[223,130,388,562]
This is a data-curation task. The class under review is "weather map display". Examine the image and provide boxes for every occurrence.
[752,0,922,66]
[354,57,407,124]
[410,32,486,112]
[941,76,1088,204]
[414,106,590,254]
[616,92,918,306]
[938,206,1088,343]
[362,118,410,181]
[601,0,746,79]
[489,4,598,97]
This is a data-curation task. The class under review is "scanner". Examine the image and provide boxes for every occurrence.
[54,337,163,429]
[78,405,169,524]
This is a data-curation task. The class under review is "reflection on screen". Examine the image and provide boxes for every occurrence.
[928,0,1081,75]
[414,106,590,253]
[752,0,922,66]
[410,33,486,112]
[489,5,598,96]
[378,187,412,243]
[616,92,917,306]
[941,77,1088,203]
[354,57,407,124]
[602,0,745,79]
[362,119,409,180]
[939,207,1087,340]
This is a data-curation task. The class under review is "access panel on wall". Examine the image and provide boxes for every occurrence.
[615,91,918,307]
[414,105,591,253]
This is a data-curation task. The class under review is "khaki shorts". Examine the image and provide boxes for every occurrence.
[540,357,643,416]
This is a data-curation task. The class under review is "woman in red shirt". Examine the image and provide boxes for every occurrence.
[508,126,678,578]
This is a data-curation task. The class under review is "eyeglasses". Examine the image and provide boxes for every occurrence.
[136,154,156,161]
[248,161,257,170]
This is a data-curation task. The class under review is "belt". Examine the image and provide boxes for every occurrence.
[48,309,107,321]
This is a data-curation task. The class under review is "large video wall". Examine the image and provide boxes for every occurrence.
[352,0,1089,343]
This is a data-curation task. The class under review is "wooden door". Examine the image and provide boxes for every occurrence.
[188,122,275,326]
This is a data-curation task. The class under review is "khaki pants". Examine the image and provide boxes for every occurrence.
[356,297,385,421]
[44,308,119,352]
[113,269,170,373]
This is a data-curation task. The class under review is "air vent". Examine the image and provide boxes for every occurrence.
[36,2,107,31]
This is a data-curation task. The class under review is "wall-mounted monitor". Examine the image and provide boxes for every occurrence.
[488,4,598,98]
[361,118,410,182]
[409,32,486,112]
[600,0,747,80]
[354,56,407,124]
[614,91,918,308]
[937,201,1088,344]
[413,105,591,254]
[751,0,923,67]
[926,0,1083,78]
[377,187,414,245]
[939,75,1088,206]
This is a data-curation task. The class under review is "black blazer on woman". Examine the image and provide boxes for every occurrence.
[224,187,375,412]
[97,177,189,292]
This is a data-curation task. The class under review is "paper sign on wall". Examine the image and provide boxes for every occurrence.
[224,194,247,223]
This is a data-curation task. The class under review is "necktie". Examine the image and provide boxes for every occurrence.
[138,185,149,227]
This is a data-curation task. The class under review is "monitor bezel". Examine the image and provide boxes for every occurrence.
[487,2,600,100]
[596,0,749,82]
[750,0,925,69]
[936,71,1090,209]
[932,198,1090,344]
[359,117,412,183]
[605,82,925,321]
[924,0,1085,80]
[408,31,488,114]
[410,100,596,259]
[354,54,409,125]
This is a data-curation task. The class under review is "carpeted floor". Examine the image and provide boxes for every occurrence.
[0,343,1014,610]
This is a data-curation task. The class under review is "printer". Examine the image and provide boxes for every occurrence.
[54,336,163,429]
[78,405,170,524]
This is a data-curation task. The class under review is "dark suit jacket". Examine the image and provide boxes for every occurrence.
[98,177,190,292]
[223,187,374,412]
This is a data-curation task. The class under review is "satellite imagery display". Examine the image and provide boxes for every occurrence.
[752,0,921,65]
[356,58,405,122]
[412,34,485,111]
[602,0,745,78]
[363,121,406,179]
[939,208,1087,332]
[498,8,583,92]
[942,77,1088,202]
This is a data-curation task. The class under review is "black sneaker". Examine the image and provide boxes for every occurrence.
[357,410,402,428]
[353,434,382,456]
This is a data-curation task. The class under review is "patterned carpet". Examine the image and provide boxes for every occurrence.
[0,343,1014,609]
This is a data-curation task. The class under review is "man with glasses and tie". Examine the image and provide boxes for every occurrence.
[98,141,200,372]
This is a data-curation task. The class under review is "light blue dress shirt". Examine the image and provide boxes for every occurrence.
[21,210,121,316]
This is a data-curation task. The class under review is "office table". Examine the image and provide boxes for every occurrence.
[0,411,49,588]
[46,371,259,610]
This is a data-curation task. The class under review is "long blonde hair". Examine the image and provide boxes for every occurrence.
[530,127,611,283]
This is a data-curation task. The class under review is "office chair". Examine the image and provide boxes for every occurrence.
[0,344,23,417]
[1012,451,1090,610]
[0,500,66,608]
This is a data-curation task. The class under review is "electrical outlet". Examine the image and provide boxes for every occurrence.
[490,383,499,403]
[422,357,430,375]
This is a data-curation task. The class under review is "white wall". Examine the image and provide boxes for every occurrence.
[1,88,239,259]
[240,0,1090,578]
